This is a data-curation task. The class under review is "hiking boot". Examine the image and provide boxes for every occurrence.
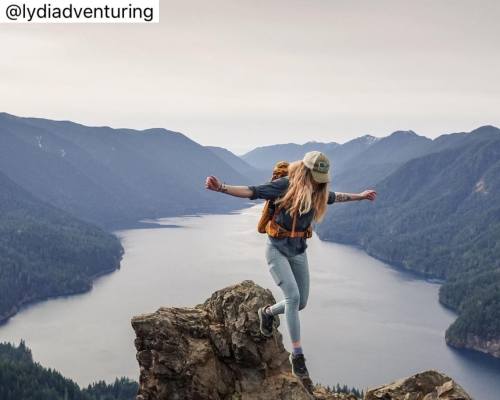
[289,353,310,379]
[258,306,274,337]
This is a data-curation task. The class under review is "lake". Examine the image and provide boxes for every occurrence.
[1,205,499,399]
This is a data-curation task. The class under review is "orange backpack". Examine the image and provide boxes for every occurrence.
[257,161,313,239]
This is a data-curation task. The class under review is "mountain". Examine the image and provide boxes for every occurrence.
[431,125,500,153]
[205,146,267,183]
[325,135,379,172]
[0,341,137,400]
[242,141,339,170]
[240,131,434,192]
[132,280,472,400]
[0,113,252,228]
[0,170,123,324]
[329,131,433,191]
[317,132,500,358]
[241,126,500,193]
[330,126,500,192]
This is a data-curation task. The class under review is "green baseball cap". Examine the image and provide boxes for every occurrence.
[302,151,331,183]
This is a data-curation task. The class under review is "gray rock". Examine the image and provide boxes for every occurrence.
[132,280,472,400]
[132,280,352,400]
[365,370,472,400]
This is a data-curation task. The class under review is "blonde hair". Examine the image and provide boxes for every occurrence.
[275,160,329,222]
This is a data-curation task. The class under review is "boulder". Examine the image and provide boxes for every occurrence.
[132,280,472,400]
[132,280,352,400]
[365,370,472,400]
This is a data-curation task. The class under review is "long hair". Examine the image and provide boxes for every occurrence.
[275,160,329,222]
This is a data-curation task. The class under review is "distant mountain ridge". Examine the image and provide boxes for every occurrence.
[242,141,339,170]
[240,125,499,191]
[0,113,255,228]
[241,131,434,191]
[205,146,267,184]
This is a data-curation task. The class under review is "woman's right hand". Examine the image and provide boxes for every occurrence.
[360,189,377,201]
[205,176,221,191]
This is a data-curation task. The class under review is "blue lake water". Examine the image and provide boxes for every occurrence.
[1,205,499,399]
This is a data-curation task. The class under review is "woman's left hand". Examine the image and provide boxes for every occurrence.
[360,190,377,201]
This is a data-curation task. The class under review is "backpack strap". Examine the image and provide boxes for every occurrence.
[266,205,312,239]
[291,212,297,236]
[272,205,281,223]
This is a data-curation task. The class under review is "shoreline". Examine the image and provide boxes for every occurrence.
[0,207,250,328]
[0,207,245,327]
[319,235,500,361]
[2,206,497,363]
[0,263,121,327]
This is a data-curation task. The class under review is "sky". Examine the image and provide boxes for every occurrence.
[1,0,499,154]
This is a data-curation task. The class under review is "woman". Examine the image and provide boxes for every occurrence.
[205,151,376,380]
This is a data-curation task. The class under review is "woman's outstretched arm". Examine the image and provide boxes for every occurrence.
[333,190,377,202]
[205,176,253,198]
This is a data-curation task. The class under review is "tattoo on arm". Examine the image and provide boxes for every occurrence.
[335,193,352,202]
[216,183,253,198]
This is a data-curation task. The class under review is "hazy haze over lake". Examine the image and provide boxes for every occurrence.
[1,206,499,399]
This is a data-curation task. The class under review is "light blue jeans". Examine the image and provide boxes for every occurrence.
[265,241,310,343]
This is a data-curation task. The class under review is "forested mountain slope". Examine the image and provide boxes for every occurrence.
[0,170,123,323]
[317,135,500,357]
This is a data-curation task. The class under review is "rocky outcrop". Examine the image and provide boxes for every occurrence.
[446,333,500,359]
[132,280,353,400]
[365,370,471,400]
[131,280,472,400]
